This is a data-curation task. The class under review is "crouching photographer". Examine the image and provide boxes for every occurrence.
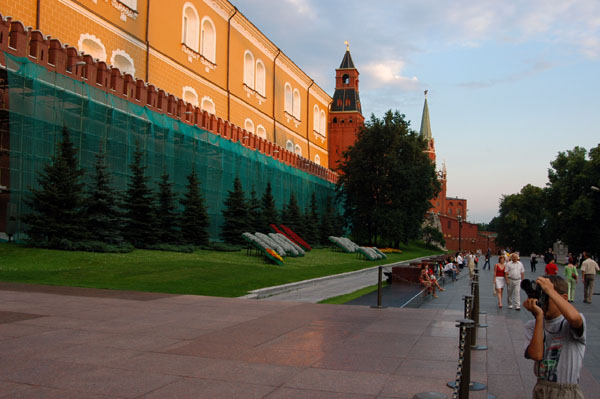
[522,275,586,399]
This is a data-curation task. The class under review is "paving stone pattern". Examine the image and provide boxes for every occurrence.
[0,256,598,398]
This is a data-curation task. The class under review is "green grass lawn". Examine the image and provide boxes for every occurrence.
[0,243,442,297]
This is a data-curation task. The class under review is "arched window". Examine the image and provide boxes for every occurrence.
[78,34,106,62]
[243,51,254,89]
[448,208,452,215]
[292,89,301,119]
[314,154,321,166]
[120,0,137,10]
[201,96,215,114]
[200,17,216,63]
[342,74,349,84]
[244,119,255,134]
[294,144,302,156]
[333,117,337,123]
[255,59,266,96]
[313,105,320,132]
[182,3,200,52]
[182,86,199,107]
[284,83,293,114]
[286,140,294,152]
[256,125,266,139]
[111,50,135,76]
[319,110,326,135]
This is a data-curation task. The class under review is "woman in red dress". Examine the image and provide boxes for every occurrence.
[494,256,507,308]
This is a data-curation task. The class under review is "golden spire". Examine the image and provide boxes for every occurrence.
[344,41,349,51]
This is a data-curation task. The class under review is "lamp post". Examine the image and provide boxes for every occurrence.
[458,215,463,252]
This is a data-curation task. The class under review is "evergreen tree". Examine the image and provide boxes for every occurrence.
[180,168,210,246]
[156,171,180,244]
[247,186,262,233]
[220,176,249,245]
[122,143,156,247]
[23,126,87,245]
[319,196,335,244]
[283,192,303,235]
[260,182,278,231]
[85,142,123,244]
[302,192,319,244]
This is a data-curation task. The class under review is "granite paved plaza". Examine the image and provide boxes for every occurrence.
[1,256,599,398]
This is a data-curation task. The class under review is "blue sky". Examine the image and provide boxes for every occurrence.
[233,0,600,223]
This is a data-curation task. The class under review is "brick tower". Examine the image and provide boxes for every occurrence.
[328,43,365,170]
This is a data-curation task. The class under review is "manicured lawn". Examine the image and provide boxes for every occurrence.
[0,243,442,297]
[318,282,389,304]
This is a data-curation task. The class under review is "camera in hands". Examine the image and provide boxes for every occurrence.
[521,279,547,309]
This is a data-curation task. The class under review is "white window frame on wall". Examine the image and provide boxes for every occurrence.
[319,109,326,136]
[314,154,321,166]
[244,118,255,134]
[110,49,135,76]
[286,140,294,152]
[256,125,266,139]
[284,83,293,115]
[243,50,255,89]
[120,0,137,10]
[292,89,301,120]
[182,3,200,52]
[294,144,302,156]
[78,34,107,62]
[200,16,216,63]
[201,96,215,114]
[182,86,199,107]
[255,59,266,97]
[313,105,320,132]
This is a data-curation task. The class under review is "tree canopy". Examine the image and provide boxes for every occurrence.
[337,110,439,246]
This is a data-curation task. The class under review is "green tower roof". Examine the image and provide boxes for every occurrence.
[419,92,432,140]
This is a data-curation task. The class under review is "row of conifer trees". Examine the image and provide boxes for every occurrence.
[22,127,343,252]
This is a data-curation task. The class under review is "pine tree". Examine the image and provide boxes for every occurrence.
[319,196,335,244]
[220,177,249,244]
[302,193,319,244]
[247,186,262,233]
[156,171,180,244]
[122,143,156,247]
[85,142,123,244]
[284,192,303,236]
[180,168,210,246]
[23,126,87,246]
[260,182,278,232]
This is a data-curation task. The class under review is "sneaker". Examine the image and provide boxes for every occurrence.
[508,305,513,309]
[516,307,521,311]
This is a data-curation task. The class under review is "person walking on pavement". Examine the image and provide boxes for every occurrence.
[564,257,578,303]
[543,248,555,265]
[545,258,558,275]
[467,251,476,278]
[506,253,525,310]
[581,251,599,304]
[494,255,508,308]
[530,252,538,272]
[483,248,491,270]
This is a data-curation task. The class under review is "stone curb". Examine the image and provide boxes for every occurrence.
[239,255,437,300]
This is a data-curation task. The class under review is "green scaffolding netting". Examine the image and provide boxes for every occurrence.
[3,53,337,241]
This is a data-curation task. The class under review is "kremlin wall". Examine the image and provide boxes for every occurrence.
[0,0,495,250]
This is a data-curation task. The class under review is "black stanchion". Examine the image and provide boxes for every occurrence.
[371,266,386,309]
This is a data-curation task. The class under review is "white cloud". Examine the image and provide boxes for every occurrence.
[283,0,317,19]
[362,60,419,90]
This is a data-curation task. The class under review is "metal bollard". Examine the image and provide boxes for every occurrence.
[447,318,487,396]
[371,266,385,309]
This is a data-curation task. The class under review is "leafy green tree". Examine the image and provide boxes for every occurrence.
[85,142,123,244]
[156,171,180,244]
[23,126,87,245]
[545,145,600,255]
[283,192,303,236]
[422,225,445,247]
[220,177,249,244]
[260,182,278,231]
[121,143,156,247]
[247,186,262,233]
[337,110,439,246]
[495,184,548,254]
[180,168,210,246]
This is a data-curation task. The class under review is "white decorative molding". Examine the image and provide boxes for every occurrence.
[181,43,217,72]
[110,49,135,76]
[200,96,216,114]
[149,48,227,97]
[182,86,199,106]
[111,0,138,21]
[275,121,309,144]
[58,0,146,50]
[231,19,276,60]
[77,33,107,62]
[202,0,230,21]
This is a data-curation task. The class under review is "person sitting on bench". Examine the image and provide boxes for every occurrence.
[420,264,438,298]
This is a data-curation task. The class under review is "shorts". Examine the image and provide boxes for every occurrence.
[533,380,583,399]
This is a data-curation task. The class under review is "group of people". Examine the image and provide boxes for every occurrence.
[418,263,446,298]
